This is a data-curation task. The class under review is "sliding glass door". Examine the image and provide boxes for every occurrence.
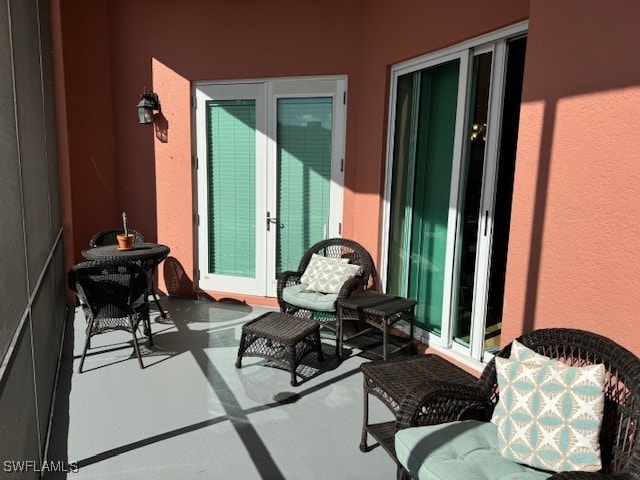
[384,27,527,362]
[387,59,460,334]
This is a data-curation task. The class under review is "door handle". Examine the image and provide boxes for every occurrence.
[484,210,489,236]
[267,211,278,231]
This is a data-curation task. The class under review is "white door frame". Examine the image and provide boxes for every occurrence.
[265,77,346,296]
[380,22,527,365]
[194,82,268,295]
[194,76,347,297]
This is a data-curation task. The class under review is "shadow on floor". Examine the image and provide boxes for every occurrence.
[44,296,397,480]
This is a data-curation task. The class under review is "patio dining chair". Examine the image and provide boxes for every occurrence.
[89,228,145,247]
[68,261,151,372]
[277,238,375,354]
[88,227,168,318]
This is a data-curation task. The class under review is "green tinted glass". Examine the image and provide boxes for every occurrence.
[276,97,332,275]
[388,60,459,333]
[206,99,256,277]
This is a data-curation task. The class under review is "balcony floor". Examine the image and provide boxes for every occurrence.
[45,296,398,479]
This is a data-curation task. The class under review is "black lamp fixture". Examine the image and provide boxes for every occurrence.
[137,87,160,124]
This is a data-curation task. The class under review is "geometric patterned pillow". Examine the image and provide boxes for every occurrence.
[494,357,605,473]
[300,254,350,294]
[510,339,555,364]
[305,261,361,294]
[491,339,557,425]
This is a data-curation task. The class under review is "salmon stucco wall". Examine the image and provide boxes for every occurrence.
[56,0,528,303]
[54,0,118,272]
[354,0,528,284]
[105,0,363,302]
[104,0,528,302]
[55,1,640,358]
[502,0,640,354]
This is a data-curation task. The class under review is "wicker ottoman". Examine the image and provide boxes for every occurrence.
[235,312,324,386]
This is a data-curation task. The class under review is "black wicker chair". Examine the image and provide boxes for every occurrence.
[89,228,145,247]
[381,328,640,479]
[88,228,168,319]
[68,261,151,372]
[277,238,375,352]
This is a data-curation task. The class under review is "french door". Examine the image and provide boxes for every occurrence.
[195,77,346,297]
[383,25,527,362]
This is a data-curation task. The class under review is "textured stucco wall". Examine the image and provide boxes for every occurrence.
[105,0,527,302]
[55,0,118,265]
[502,0,640,354]
[55,0,640,357]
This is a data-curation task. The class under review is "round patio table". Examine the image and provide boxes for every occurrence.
[81,243,170,320]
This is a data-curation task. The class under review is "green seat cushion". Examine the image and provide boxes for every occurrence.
[281,284,338,312]
[395,420,551,480]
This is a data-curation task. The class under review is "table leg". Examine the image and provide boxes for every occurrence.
[409,310,415,354]
[360,375,369,452]
[382,318,388,361]
[289,344,298,386]
[146,315,153,346]
[147,265,168,319]
[235,331,246,369]
[315,328,324,363]
[152,288,167,319]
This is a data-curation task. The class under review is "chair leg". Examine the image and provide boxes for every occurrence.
[144,314,153,346]
[128,315,144,369]
[397,466,412,480]
[78,318,95,373]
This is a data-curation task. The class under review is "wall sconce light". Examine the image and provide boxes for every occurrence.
[137,88,161,124]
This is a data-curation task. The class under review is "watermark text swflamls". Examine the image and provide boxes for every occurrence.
[3,460,79,473]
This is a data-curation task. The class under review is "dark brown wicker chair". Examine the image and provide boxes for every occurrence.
[378,328,640,479]
[277,238,375,352]
[89,228,145,247]
[88,228,169,319]
[68,261,151,372]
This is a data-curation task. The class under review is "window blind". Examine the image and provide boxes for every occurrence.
[206,100,256,277]
[276,97,332,275]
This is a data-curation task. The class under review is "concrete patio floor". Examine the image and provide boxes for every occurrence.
[45,296,398,479]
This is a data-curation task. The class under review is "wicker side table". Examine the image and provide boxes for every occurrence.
[337,291,416,360]
[359,355,477,456]
[235,312,324,386]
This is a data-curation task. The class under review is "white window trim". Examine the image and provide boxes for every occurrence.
[380,21,528,364]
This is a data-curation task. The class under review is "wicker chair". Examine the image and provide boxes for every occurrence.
[384,328,640,479]
[68,261,151,372]
[88,228,168,319]
[277,238,375,352]
[89,228,145,247]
